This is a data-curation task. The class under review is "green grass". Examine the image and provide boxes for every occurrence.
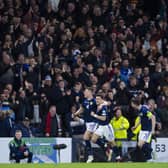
[0,163,168,168]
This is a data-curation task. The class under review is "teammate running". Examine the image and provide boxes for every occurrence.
[90,93,121,162]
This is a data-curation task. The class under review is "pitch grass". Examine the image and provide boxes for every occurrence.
[0,163,168,168]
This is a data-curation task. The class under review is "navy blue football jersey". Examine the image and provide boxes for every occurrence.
[139,105,152,131]
[82,98,97,122]
[95,105,110,125]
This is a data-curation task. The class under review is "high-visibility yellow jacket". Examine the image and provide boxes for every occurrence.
[110,116,130,146]
[131,116,141,140]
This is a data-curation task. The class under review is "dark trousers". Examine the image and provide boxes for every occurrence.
[14,152,33,163]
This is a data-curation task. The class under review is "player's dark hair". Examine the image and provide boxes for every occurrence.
[96,92,104,99]
[84,87,93,92]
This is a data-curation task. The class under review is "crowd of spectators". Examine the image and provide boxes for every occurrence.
[0,0,168,138]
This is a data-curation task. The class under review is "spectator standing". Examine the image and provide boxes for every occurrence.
[11,117,34,137]
[0,108,13,137]
[45,105,61,137]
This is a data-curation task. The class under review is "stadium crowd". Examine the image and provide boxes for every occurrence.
[0,0,168,141]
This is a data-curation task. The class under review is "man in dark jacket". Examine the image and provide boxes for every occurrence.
[9,130,33,163]
[11,117,34,137]
[0,111,13,137]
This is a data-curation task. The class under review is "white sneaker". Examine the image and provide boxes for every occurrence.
[151,151,156,160]
[86,155,94,163]
[147,159,154,162]
[115,155,122,162]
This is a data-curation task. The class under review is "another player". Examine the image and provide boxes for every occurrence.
[131,97,155,161]
[90,93,121,162]
[74,88,97,163]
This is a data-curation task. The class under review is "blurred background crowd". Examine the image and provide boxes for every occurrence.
[0,0,168,139]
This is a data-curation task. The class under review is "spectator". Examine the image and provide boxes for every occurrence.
[14,88,31,121]
[11,117,34,137]
[115,81,131,106]
[39,93,49,126]
[40,75,53,102]
[0,52,14,89]
[0,107,13,137]
[71,82,84,107]
[45,105,61,137]
[127,75,141,98]
[51,79,73,136]
[106,89,117,118]
[0,0,167,138]
[157,86,168,134]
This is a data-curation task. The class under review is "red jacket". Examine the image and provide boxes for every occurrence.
[45,112,60,136]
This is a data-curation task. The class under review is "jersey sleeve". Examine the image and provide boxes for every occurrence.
[141,105,152,118]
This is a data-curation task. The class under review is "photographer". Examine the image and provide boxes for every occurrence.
[9,130,33,163]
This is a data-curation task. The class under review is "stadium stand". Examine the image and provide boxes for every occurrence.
[0,0,167,145]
